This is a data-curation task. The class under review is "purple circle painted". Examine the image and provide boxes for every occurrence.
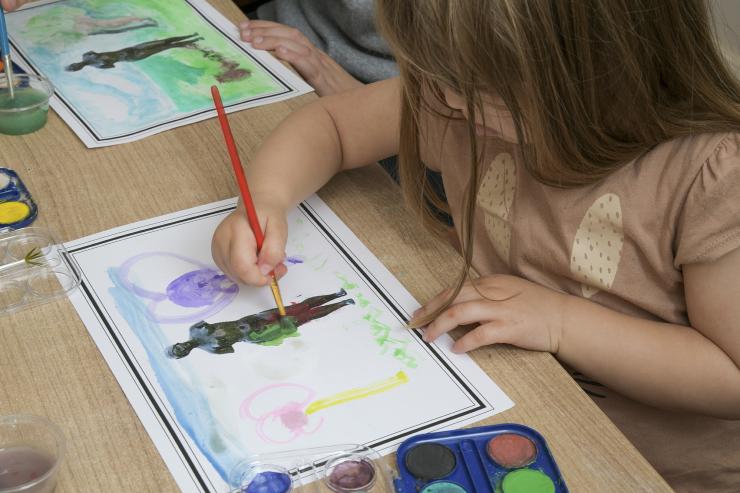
[165,269,237,307]
[326,458,376,492]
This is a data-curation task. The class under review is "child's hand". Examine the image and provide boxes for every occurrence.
[238,19,363,97]
[412,275,568,354]
[211,204,288,286]
[1,0,32,11]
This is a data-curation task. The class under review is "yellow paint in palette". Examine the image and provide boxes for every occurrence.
[304,371,409,415]
[0,200,31,224]
[0,168,37,229]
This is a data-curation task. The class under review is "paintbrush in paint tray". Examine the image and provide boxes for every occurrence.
[210,85,293,330]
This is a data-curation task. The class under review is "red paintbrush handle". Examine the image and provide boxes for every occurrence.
[210,85,265,251]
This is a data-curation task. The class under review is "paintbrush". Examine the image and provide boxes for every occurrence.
[210,85,291,327]
[0,6,14,98]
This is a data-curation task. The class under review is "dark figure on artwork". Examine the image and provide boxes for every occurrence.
[65,33,204,71]
[168,289,354,358]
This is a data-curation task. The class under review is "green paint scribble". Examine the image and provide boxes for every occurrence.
[332,273,418,368]
[356,293,371,308]
[336,273,358,290]
[363,309,418,369]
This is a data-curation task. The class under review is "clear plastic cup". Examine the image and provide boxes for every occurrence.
[0,415,65,493]
[0,74,54,136]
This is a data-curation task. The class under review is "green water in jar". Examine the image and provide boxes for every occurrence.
[0,87,49,135]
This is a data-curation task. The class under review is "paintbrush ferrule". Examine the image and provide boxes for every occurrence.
[269,276,287,317]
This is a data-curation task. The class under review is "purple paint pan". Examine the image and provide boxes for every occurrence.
[324,455,377,492]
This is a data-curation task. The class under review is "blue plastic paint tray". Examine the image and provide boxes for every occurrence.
[0,167,38,229]
[0,226,81,314]
[394,424,568,493]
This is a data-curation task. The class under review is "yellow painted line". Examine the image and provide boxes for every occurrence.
[304,371,409,415]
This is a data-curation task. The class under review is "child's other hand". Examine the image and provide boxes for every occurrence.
[211,204,288,286]
[413,275,568,354]
[238,18,363,97]
[1,0,32,11]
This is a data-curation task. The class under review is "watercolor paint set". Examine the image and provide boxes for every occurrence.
[228,444,394,493]
[394,424,568,493]
[0,226,80,314]
[228,424,566,493]
[0,167,38,230]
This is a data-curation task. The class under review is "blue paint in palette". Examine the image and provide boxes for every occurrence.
[393,424,568,493]
[242,470,292,493]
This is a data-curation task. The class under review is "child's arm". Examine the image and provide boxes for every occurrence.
[416,248,740,419]
[553,246,740,419]
[211,78,401,286]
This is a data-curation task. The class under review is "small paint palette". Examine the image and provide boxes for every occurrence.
[0,226,81,315]
[0,167,38,229]
[394,424,568,493]
[228,444,394,493]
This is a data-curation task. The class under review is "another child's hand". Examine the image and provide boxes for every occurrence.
[211,204,288,286]
[413,275,568,354]
[1,0,32,11]
[238,18,363,96]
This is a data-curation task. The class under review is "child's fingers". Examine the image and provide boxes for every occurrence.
[242,25,312,49]
[211,212,266,286]
[273,263,288,280]
[239,19,279,29]
[257,215,288,277]
[251,36,311,57]
[240,20,301,33]
[422,300,497,342]
[451,322,512,354]
[276,47,321,80]
[229,224,269,286]
[410,283,481,326]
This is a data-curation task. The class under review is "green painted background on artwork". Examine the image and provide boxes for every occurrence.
[21,0,282,110]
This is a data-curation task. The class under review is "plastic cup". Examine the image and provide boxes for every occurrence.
[0,415,65,493]
[0,74,54,136]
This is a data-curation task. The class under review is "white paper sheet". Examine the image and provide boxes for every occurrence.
[63,196,514,492]
[6,0,312,147]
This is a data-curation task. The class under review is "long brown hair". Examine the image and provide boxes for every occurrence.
[375,0,740,326]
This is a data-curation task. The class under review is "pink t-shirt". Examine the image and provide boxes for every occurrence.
[421,112,740,492]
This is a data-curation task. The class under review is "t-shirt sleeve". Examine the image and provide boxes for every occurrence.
[674,133,740,267]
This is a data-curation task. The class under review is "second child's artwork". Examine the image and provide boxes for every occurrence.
[6,0,311,147]
[64,195,514,493]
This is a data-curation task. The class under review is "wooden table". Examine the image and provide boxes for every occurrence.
[0,1,673,492]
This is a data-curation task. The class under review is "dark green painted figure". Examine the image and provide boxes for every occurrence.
[168,289,354,358]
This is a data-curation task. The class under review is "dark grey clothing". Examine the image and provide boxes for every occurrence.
[257,0,398,83]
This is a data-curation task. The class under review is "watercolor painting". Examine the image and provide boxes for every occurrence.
[64,197,513,493]
[6,0,310,146]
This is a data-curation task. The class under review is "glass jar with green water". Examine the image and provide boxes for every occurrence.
[0,74,53,136]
